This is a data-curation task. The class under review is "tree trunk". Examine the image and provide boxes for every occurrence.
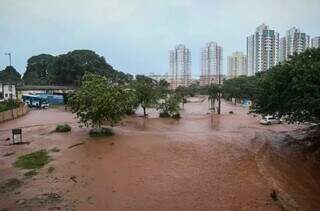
[143,106,147,117]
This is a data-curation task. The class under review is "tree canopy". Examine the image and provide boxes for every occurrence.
[68,73,133,128]
[22,50,132,86]
[23,54,55,85]
[252,48,320,123]
[132,75,158,116]
[0,66,22,85]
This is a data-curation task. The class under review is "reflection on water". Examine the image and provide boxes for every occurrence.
[210,113,220,131]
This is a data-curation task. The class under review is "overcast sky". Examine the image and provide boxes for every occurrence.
[1,0,320,76]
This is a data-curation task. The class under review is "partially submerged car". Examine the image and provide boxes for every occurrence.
[260,115,281,125]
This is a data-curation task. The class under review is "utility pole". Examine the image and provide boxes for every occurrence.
[4,53,12,66]
[217,67,221,115]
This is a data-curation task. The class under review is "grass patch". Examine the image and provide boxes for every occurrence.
[55,124,71,132]
[89,127,114,137]
[13,150,51,170]
[24,170,37,177]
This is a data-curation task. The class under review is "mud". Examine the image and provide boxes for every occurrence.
[0,100,319,210]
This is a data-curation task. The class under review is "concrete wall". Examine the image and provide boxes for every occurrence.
[0,104,29,123]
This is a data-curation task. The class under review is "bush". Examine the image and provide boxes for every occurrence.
[55,124,71,132]
[89,127,114,137]
[172,113,181,119]
[13,150,50,170]
[159,112,170,118]
[0,100,20,112]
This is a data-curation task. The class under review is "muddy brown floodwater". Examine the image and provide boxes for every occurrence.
[0,97,319,211]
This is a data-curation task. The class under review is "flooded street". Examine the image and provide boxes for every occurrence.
[1,98,319,210]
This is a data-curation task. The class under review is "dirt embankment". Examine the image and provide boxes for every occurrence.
[253,126,320,210]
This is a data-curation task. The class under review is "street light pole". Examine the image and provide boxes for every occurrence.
[4,53,12,66]
[217,66,221,115]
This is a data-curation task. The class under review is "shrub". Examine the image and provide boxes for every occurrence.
[0,100,20,112]
[172,113,181,119]
[13,150,50,170]
[55,124,71,132]
[159,112,170,118]
[89,127,114,137]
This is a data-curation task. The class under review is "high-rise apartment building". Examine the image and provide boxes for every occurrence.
[200,42,223,86]
[279,37,287,62]
[279,27,310,61]
[169,44,191,89]
[311,36,320,48]
[246,24,279,76]
[227,52,247,78]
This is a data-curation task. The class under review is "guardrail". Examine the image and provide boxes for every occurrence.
[0,104,29,123]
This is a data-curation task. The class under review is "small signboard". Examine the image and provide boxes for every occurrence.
[12,128,22,144]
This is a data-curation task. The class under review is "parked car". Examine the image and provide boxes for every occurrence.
[260,115,281,125]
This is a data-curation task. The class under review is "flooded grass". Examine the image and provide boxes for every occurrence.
[55,124,71,132]
[89,127,114,137]
[13,150,51,170]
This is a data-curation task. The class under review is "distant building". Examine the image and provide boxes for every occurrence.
[311,36,320,48]
[279,37,287,62]
[200,42,223,86]
[227,52,247,78]
[279,27,310,62]
[169,44,191,89]
[247,24,279,76]
[0,83,17,101]
[148,72,169,82]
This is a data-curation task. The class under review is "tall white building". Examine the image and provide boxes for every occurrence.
[227,52,247,78]
[280,27,310,62]
[169,44,191,89]
[246,24,279,76]
[311,36,320,48]
[279,37,287,62]
[200,42,223,86]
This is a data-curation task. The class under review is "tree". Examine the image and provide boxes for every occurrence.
[157,94,181,118]
[207,84,220,111]
[253,48,320,123]
[132,75,158,117]
[23,54,55,85]
[0,66,22,85]
[68,73,130,129]
[158,79,170,97]
[175,86,188,109]
[22,50,133,86]
[49,50,115,86]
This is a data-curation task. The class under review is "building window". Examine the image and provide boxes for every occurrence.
[5,93,8,98]
[0,92,3,99]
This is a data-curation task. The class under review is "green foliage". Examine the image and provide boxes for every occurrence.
[222,76,259,103]
[157,94,181,118]
[89,127,114,137]
[253,48,320,123]
[13,150,50,170]
[0,100,20,112]
[68,73,131,128]
[207,84,220,101]
[158,79,171,97]
[132,75,158,116]
[22,50,132,86]
[23,54,55,85]
[0,66,22,85]
[55,124,71,132]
